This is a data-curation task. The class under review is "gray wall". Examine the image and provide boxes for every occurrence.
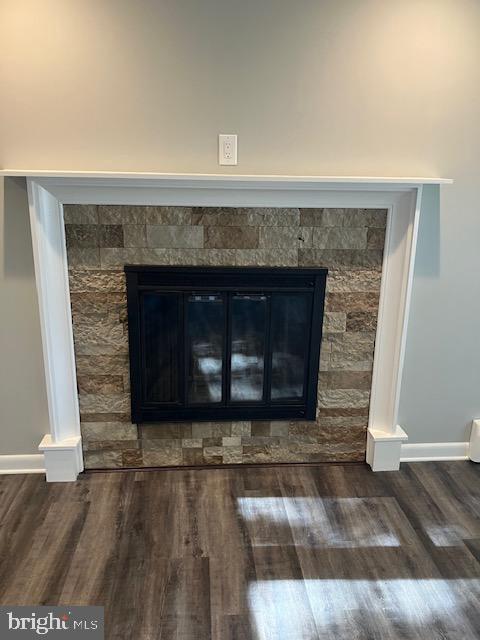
[1,0,480,450]
[0,177,49,454]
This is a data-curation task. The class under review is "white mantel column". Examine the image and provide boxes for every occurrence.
[365,188,422,470]
[27,180,83,481]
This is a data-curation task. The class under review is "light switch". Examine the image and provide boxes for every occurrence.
[219,134,237,165]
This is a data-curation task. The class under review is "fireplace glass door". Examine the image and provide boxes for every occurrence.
[126,267,327,423]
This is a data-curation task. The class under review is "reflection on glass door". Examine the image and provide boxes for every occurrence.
[186,294,225,404]
[270,294,309,401]
[142,293,180,403]
[230,295,267,402]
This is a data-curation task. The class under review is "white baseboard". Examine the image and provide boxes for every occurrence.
[0,454,45,475]
[400,441,469,462]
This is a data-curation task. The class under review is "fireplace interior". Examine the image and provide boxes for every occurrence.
[125,266,328,423]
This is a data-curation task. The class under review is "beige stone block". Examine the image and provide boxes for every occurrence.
[122,450,144,467]
[182,438,203,448]
[73,321,128,355]
[68,269,125,293]
[259,226,312,249]
[326,292,380,312]
[222,436,242,446]
[138,424,192,439]
[328,333,375,371]
[192,423,232,438]
[270,422,290,436]
[319,371,372,390]
[222,447,243,464]
[318,389,370,409]
[142,439,182,450]
[235,249,298,266]
[79,393,130,413]
[146,225,204,248]
[299,249,383,269]
[323,312,346,333]
[326,269,382,293]
[83,450,123,469]
[143,449,183,466]
[99,248,143,267]
[70,292,126,314]
[231,421,251,436]
[194,249,237,266]
[346,311,377,332]
[82,438,139,452]
[75,354,129,376]
[205,226,258,249]
[77,374,124,394]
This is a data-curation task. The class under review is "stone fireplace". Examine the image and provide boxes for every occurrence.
[64,204,387,469]
[21,172,442,481]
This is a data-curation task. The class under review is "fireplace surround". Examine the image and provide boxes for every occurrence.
[16,172,451,481]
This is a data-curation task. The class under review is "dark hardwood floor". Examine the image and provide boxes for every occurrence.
[1,461,479,639]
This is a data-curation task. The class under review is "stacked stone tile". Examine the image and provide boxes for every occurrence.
[64,205,386,469]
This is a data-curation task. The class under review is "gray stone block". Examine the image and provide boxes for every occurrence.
[247,208,300,227]
[66,224,99,249]
[123,224,147,247]
[99,225,124,248]
[146,225,204,248]
[64,205,98,224]
[313,227,368,250]
[81,422,138,442]
[67,248,101,268]
[192,208,249,227]
[323,312,346,333]
[145,207,193,225]
[98,206,147,224]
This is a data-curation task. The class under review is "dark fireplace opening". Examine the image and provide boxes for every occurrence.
[125,266,327,422]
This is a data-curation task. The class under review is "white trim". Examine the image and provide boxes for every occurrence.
[23,173,445,478]
[1,169,453,185]
[469,419,480,462]
[38,434,83,482]
[0,454,45,475]
[401,442,469,462]
[27,180,83,482]
[366,425,409,471]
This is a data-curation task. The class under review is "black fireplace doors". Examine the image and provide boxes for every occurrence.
[125,266,327,423]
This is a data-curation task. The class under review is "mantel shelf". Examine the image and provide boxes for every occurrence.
[0,169,452,186]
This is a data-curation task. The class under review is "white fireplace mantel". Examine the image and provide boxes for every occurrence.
[1,170,452,481]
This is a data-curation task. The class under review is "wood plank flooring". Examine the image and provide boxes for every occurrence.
[1,461,479,639]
